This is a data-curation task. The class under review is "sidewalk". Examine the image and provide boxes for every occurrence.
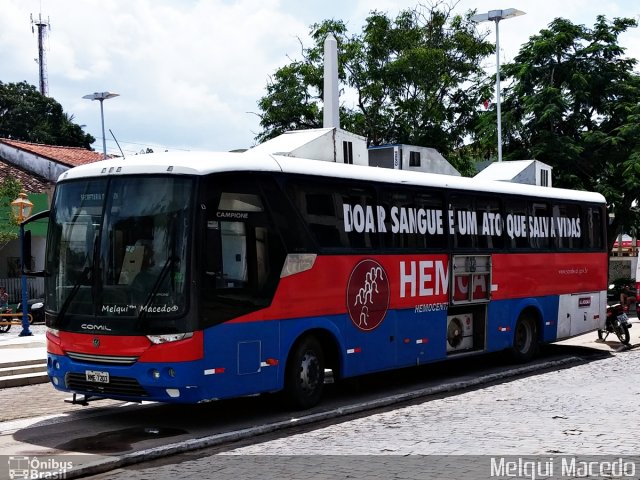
[0,327,47,387]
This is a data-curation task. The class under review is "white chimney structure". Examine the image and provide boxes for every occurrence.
[247,34,458,174]
[323,34,340,129]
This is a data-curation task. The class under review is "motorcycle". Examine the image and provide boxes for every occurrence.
[598,303,632,344]
[0,300,43,333]
[0,307,13,333]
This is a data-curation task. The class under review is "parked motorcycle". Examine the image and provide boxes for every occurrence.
[598,303,632,344]
[0,307,13,333]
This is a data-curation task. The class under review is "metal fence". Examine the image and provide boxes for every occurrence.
[0,277,45,304]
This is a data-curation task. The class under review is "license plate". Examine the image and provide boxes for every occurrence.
[85,370,109,383]
[617,313,629,323]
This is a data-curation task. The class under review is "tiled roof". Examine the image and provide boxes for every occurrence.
[0,138,104,167]
[0,161,52,194]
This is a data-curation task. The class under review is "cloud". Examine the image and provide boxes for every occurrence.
[1,0,639,155]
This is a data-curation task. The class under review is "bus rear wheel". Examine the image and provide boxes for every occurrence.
[510,313,538,362]
[284,336,325,410]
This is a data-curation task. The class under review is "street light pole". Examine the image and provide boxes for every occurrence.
[82,91,119,159]
[10,192,34,337]
[18,221,31,336]
[471,8,525,162]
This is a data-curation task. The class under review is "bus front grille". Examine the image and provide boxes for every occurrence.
[67,351,139,365]
[65,373,149,397]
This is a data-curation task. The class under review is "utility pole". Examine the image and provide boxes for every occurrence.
[31,13,50,96]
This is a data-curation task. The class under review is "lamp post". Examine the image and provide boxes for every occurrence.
[471,8,525,162]
[10,192,34,337]
[82,91,119,159]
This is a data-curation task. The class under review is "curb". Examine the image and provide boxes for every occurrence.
[0,359,48,388]
[65,356,583,479]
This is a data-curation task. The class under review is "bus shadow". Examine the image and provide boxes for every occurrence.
[12,342,616,459]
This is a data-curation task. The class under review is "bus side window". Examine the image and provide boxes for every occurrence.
[219,221,248,288]
[585,206,604,250]
[205,220,223,286]
[204,218,251,290]
[449,195,478,250]
[530,201,551,250]
[553,203,582,250]
[505,200,529,250]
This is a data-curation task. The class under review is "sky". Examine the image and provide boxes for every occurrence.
[2,0,640,157]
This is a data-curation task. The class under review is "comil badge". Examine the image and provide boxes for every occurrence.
[346,259,390,331]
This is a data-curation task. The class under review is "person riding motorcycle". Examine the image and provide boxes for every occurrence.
[0,286,9,312]
[620,284,636,312]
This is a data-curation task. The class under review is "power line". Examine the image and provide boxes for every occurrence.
[93,136,194,155]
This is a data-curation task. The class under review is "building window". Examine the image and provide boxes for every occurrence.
[540,169,549,186]
[409,151,421,167]
[342,141,353,164]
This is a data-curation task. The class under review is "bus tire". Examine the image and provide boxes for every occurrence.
[284,335,325,410]
[510,312,538,362]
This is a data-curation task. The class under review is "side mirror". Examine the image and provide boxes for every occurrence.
[21,209,50,277]
[22,230,31,272]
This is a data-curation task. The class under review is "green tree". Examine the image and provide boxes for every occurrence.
[0,81,94,148]
[0,176,24,250]
[255,3,494,175]
[491,16,640,249]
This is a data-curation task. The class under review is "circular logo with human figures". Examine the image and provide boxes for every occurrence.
[346,259,390,332]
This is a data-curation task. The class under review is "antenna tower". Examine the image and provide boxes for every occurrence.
[31,13,51,96]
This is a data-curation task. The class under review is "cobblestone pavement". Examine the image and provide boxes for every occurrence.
[0,382,126,422]
[84,340,640,479]
[221,348,640,455]
[0,325,126,421]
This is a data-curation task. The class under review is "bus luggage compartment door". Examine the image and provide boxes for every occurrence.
[556,291,605,338]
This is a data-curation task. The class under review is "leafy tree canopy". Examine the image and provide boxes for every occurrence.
[255,2,494,175]
[0,176,24,249]
[0,81,95,148]
[492,15,640,248]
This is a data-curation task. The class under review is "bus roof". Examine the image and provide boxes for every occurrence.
[58,150,605,204]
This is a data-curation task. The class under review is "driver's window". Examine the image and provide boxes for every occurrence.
[200,174,287,325]
[205,192,263,290]
[219,221,248,288]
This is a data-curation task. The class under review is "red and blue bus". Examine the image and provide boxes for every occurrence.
[38,150,607,408]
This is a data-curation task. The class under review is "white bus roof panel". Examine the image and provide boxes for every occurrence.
[58,150,605,204]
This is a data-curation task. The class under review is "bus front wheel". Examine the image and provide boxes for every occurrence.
[510,313,538,362]
[284,336,325,410]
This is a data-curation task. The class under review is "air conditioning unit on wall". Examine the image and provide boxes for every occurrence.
[446,313,473,352]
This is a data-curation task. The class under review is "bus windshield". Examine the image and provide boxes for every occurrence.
[45,176,193,334]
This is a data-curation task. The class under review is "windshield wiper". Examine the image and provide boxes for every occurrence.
[57,235,99,321]
[137,214,180,321]
[137,255,177,321]
[56,265,93,320]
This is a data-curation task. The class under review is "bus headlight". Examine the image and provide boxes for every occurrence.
[146,332,193,344]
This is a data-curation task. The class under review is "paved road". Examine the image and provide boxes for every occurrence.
[81,335,640,479]
[3,319,638,480]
